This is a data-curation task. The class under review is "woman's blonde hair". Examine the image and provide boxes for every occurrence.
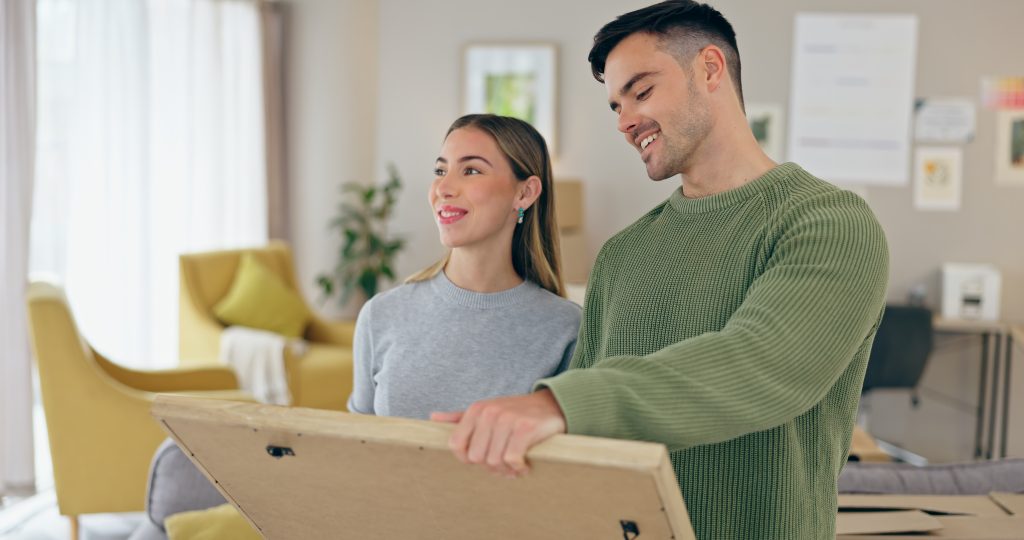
[406,114,565,298]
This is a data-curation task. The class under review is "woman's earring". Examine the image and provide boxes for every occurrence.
[517,207,525,224]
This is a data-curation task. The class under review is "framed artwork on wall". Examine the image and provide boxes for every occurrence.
[463,44,557,154]
[745,103,785,162]
[995,110,1024,185]
[913,146,962,210]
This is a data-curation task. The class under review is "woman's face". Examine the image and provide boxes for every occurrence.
[430,127,522,250]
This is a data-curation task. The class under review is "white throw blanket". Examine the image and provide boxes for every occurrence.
[219,326,306,405]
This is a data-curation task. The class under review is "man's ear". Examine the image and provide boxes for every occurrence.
[698,45,727,93]
[517,176,543,210]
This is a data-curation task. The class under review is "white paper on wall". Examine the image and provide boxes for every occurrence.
[914,98,976,143]
[787,13,918,185]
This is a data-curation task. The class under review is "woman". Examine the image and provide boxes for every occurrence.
[347,114,581,420]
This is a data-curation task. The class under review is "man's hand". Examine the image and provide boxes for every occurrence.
[430,389,566,478]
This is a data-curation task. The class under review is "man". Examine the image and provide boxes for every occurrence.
[431,1,889,537]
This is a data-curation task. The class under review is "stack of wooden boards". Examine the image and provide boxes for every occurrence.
[837,492,1024,539]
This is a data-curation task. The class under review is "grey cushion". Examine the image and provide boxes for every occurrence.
[127,519,168,540]
[145,438,226,531]
[839,459,1024,495]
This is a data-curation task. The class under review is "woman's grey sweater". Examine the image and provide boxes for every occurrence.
[347,271,581,420]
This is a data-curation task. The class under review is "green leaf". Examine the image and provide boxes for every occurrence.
[320,165,406,305]
[315,274,334,295]
[358,269,377,299]
[381,240,402,256]
[342,230,358,258]
[366,234,383,253]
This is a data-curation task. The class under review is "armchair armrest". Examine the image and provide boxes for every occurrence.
[95,352,239,393]
[179,308,227,367]
[306,315,356,347]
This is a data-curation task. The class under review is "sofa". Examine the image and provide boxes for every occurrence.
[178,242,356,411]
[26,281,251,539]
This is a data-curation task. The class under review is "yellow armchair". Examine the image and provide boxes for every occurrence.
[178,242,355,411]
[26,281,251,538]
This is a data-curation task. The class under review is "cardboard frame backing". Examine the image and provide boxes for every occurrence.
[152,395,696,540]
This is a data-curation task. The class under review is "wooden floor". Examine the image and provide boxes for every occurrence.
[0,398,143,540]
[0,490,144,540]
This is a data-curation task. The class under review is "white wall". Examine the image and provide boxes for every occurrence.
[374,0,666,286]
[286,0,1024,459]
[370,0,1024,323]
[287,0,1024,324]
[284,0,379,317]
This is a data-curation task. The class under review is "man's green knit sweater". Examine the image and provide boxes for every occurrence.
[537,163,889,539]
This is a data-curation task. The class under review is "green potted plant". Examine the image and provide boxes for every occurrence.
[317,164,405,305]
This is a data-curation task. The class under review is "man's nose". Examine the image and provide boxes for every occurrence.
[617,107,639,136]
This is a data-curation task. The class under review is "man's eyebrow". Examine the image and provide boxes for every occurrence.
[609,71,658,111]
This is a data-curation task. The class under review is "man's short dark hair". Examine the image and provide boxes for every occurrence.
[589,0,743,107]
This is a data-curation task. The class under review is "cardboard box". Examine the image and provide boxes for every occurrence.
[837,510,943,536]
[840,517,1024,539]
[990,492,1024,516]
[836,493,1024,539]
[554,179,583,231]
[153,395,696,540]
[838,494,1008,518]
[559,230,590,284]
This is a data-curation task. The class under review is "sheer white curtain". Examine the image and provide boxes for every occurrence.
[1,0,37,493]
[32,0,267,369]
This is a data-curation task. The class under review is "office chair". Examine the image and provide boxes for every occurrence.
[857,304,934,464]
[863,304,934,406]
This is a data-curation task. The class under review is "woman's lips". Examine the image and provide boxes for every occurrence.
[437,206,468,225]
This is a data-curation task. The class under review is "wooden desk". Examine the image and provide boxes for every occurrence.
[849,425,890,462]
[1012,326,1023,457]
[933,317,1013,459]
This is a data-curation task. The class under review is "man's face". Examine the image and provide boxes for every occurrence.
[604,32,711,181]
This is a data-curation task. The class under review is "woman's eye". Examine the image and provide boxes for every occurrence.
[464,167,481,175]
[637,87,652,100]
[433,167,446,177]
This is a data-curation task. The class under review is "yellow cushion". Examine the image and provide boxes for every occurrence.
[165,503,262,540]
[213,254,309,338]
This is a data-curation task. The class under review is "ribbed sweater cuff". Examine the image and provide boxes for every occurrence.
[534,369,612,437]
